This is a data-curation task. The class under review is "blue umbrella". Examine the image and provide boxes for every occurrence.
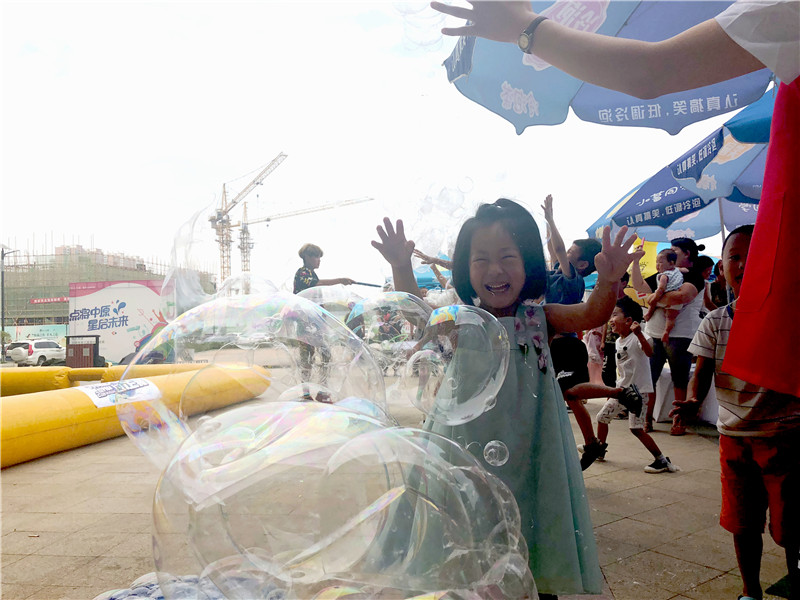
[586,89,772,242]
[444,1,773,135]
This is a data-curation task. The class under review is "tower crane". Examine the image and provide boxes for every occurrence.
[209,152,287,282]
[239,196,375,274]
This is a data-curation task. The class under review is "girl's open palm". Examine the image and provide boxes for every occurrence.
[594,226,637,283]
[372,218,415,267]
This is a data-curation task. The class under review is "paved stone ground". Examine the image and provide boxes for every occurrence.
[1,397,791,600]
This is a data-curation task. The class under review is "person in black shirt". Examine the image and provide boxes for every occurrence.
[293,243,355,294]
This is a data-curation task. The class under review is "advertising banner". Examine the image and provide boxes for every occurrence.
[68,280,168,363]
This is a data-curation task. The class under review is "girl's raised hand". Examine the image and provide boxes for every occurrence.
[372,218,415,267]
[594,226,637,283]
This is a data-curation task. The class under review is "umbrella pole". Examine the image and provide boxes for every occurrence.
[717,197,727,248]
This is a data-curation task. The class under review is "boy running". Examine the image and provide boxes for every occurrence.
[573,296,679,473]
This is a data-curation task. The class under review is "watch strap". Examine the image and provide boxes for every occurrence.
[520,16,549,53]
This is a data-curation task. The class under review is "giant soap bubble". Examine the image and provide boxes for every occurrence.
[297,284,363,323]
[345,292,432,377]
[152,401,535,599]
[399,305,509,426]
[114,289,531,599]
[115,292,387,469]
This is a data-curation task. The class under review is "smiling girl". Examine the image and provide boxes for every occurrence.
[373,199,635,598]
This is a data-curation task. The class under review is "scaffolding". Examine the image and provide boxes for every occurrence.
[0,246,214,327]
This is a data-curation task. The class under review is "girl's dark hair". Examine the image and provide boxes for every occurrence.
[722,224,755,252]
[669,237,705,263]
[451,198,546,306]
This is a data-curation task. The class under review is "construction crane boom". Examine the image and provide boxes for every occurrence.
[239,197,375,275]
[209,152,286,282]
[246,196,375,226]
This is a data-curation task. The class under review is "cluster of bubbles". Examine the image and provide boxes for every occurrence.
[406,180,476,271]
[114,290,529,599]
[393,2,450,51]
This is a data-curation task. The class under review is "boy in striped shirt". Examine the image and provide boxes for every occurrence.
[675,225,799,600]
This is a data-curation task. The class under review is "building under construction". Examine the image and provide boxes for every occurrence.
[1,245,215,330]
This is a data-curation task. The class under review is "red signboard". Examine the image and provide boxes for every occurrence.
[30,297,70,304]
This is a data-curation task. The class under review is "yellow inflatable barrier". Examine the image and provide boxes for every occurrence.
[67,367,110,383]
[101,363,207,382]
[1,365,270,468]
[1,367,72,397]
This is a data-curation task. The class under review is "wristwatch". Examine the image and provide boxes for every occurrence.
[518,16,549,53]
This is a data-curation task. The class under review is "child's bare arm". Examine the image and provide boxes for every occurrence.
[546,226,636,334]
[671,355,714,420]
[629,246,653,295]
[631,321,653,357]
[542,194,573,278]
[372,218,422,297]
[430,264,449,288]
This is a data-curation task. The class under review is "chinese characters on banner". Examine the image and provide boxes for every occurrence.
[69,306,129,331]
[597,94,738,125]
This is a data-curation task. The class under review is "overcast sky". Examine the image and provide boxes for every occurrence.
[2,1,732,293]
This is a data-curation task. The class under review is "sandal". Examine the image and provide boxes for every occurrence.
[670,423,687,436]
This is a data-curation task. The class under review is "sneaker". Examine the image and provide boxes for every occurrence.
[644,456,679,474]
[618,384,643,417]
[580,440,608,470]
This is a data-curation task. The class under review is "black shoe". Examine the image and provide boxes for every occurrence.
[619,384,643,417]
[644,456,679,473]
[580,440,608,470]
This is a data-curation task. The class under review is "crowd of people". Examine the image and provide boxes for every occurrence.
[289,1,799,598]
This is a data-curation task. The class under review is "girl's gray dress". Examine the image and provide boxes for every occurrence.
[427,302,602,596]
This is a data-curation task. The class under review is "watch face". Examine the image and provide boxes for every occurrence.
[518,33,530,51]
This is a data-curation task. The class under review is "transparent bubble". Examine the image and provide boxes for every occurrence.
[160,202,219,321]
[151,402,532,599]
[297,284,362,323]
[215,273,278,298]
[394,2,447,51]
[116,292,386,470]
[346,292,432,380]
[399,305,509,426]
[483,441,509,467]
[407,182,476,270]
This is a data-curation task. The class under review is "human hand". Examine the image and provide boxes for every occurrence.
[541,194,554,223]
[630,321,641,335]
[594,226,637,284]
[338,278,355,286]
[372,218,415,268]
[430,1,535,43]
[631,243,646,263]
[413,249,436,264]
[669,397,700,422]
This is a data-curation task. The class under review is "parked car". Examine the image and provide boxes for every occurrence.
[6,339,66,366]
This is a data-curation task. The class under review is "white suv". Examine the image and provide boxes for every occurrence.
[6,340,67,366]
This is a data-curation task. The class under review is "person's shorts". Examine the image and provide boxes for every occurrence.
[596,396,648,429]
[649,337,692,389]
[550,336,590,394]
[719,434,800,547]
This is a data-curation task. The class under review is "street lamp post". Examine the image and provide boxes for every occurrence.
[1,248,20,363]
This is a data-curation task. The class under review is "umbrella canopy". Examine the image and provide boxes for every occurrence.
[444,1,773,135]
[586,89,772,242]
